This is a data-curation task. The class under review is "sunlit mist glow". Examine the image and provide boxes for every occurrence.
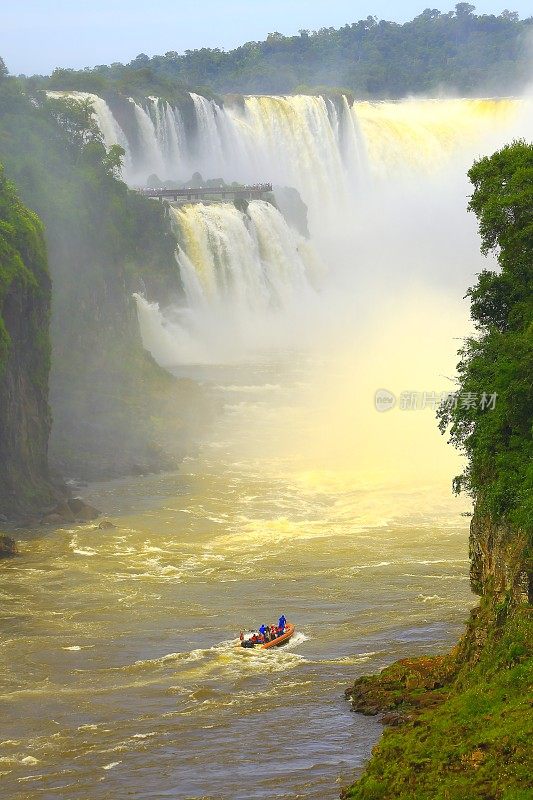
[60,91,530,513]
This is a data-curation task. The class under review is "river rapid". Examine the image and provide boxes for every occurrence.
[1,356,474,800]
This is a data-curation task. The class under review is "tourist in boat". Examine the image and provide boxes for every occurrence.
[240,618,293,648]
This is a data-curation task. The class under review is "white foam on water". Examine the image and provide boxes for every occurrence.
[417,594,444,603]
[326,651,380,666]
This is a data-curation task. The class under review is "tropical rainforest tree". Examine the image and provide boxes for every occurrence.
[438,140,533,532]
[28,5,531,99]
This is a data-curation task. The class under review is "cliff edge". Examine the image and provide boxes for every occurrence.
[342,141,532,799]
[0,166,57,515]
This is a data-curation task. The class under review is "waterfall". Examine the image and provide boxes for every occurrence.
[127,99,166,181]
[51,89,524,208]
[58,91,524,230]
[149,97,187,168]
[133,293,211,365]
[172,200,320,310]
[135,199,324,364]
[352,98,521,176]
[189,93,230,176]
[50,89,529,360]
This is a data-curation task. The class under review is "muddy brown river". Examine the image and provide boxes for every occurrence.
[0,357,474,799]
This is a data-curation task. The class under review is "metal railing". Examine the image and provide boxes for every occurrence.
[136,184,273,201]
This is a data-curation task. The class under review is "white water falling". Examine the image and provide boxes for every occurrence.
[188,93,230,178]
[128,99,166,181]
[51,92,528,190]
[52,90,530,360]
[135,200,325,363]
[146,97,188,175]
[52,91,527,218]
[76,92,527,241]
[173,200,320,309]
[133,293,210,365]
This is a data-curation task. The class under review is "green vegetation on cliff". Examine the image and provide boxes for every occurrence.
[24,5,532,99]
[438,141,533,534]
[0,163,54,511]
[344,142,533,799]
[0,166,47,372]
[344,605,532,800]
[0,63,206,482]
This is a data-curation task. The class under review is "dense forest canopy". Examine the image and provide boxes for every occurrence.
[21,4,533,100]
[438,140,533,535]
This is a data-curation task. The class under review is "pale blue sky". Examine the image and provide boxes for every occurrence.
[3,0,531,76]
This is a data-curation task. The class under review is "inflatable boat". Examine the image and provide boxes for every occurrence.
[261,623,295,649]
[240,623,295,649]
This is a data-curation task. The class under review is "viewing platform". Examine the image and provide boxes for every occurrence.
[136,184,273,204]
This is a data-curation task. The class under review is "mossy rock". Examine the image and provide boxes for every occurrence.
[343,607,533,800]
[346,655,455,719]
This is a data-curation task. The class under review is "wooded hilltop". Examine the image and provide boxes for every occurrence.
[21,5,533,100]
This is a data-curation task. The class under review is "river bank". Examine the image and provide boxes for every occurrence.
[342,138,533,800]
[342,602,532,799]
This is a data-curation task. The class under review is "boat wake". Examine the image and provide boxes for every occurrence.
[125,633,309,682]
[280,631,309,649]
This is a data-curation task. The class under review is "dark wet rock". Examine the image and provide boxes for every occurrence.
[346,655,455,719]
[380,711,410,726]
[14,515,40,528]
[97,519,117,530]
[74,505,101,522]
[67,498,86,515]
[469,512,530,605]
[273,186,310,238]
[48,501,76,523]
[0,180,56,518]
[0,534,18,557]
[40,497,100,524]
[68,498,100,520]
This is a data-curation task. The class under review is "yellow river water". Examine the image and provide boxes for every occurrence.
[0,355,475,799]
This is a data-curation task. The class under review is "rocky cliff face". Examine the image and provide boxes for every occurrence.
[0,167,57,515]
[343,508,532,800]
[0,85,210,487]
[45,194,208,482]
[469,510,531,606]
